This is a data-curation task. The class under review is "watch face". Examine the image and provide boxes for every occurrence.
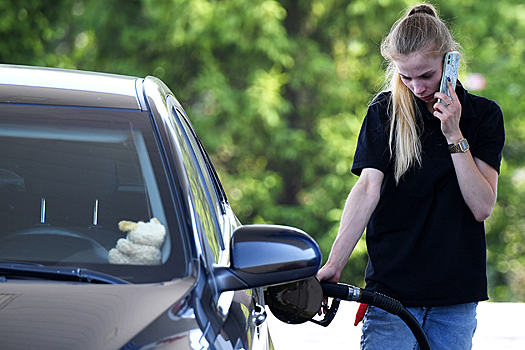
[459,139,469,152]
[448,139,469,153]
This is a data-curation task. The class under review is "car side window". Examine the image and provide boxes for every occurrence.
[176,110,224,221]
[168,100,223,262]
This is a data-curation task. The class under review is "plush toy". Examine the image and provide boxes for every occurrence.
[108,217,166,265]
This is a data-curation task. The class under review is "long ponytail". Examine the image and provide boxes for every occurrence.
[379,3,460,183]
[386,65,422,182]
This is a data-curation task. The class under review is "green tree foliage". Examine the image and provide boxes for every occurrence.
[1,0,524,300]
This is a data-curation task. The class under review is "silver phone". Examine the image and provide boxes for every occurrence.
[438,51,460,105]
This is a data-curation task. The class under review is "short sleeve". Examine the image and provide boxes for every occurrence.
[351,93,391,176]
[470,101,505,174]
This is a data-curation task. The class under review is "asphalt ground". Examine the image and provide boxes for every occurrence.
[268,301,525,349]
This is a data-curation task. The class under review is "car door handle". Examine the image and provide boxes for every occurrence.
[252,303,267,327]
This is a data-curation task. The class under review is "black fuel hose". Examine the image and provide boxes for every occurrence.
[321,282,431,350]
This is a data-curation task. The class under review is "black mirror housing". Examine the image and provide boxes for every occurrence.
[214,225,321,293]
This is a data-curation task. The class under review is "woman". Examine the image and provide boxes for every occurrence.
[317,4,505,349]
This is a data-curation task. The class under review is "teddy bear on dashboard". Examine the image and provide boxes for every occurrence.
[108,217,166,265]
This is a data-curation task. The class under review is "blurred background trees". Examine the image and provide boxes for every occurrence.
[1,0,524,301]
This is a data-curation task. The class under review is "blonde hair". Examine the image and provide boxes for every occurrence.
[380,4,460,182]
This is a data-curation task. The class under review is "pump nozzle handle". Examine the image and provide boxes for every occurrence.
[319,281,432,350]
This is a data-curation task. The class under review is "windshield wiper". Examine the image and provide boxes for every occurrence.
[0,261,129,284]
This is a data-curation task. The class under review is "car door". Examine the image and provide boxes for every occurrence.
[164,96,270,350]
[214,205,271,350]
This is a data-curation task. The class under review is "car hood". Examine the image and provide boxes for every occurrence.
[0,276,201,350]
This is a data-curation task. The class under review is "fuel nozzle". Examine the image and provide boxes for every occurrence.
[319,281,431,350]
[320,281,404,316]
[266,277,431,350]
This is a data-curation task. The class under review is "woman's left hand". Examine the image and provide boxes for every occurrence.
[433,80,499,222]
[433,79,463,143]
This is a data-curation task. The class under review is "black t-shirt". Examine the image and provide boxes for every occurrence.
[352,84,505,307]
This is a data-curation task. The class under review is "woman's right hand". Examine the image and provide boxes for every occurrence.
[316,263,340,283]
[316,264,341,315]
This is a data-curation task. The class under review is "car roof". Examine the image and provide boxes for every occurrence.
[0,64,145,110]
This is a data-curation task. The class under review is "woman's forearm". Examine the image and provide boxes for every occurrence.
[318,168,383,282]
[451,152,498,222]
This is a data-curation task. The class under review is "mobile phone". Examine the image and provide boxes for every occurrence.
[438,51,460,105]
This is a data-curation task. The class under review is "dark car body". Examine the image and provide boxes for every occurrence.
[0,65,321,350]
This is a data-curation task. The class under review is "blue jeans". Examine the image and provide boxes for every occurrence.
[361,303,478,350]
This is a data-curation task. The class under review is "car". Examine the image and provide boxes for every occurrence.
[0,64,322,350]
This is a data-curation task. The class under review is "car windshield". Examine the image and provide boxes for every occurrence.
[0,104,187,283]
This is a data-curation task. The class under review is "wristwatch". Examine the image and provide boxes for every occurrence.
[448,138,469,153]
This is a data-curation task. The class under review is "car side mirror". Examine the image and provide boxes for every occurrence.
[214,225,321,293]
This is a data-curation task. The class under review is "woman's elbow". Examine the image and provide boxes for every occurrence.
[474,211,491,223]
[473,203,495,222]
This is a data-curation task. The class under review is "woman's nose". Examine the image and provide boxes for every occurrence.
[412,81,426,94]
